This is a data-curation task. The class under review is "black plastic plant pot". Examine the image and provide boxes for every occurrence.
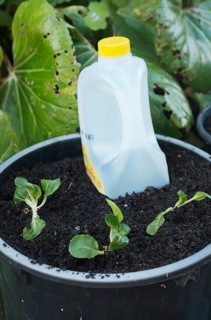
[0,134,210,320]
[196,105,211,153]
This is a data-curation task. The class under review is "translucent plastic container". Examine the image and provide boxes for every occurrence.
[77,36,169,199]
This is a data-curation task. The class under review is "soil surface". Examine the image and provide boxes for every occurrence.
[0,143,211,273]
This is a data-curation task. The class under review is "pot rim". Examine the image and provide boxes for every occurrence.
[0,133,210,288]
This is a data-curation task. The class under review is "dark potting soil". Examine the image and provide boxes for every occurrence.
[0,143,211,274]
[204,116,211,135]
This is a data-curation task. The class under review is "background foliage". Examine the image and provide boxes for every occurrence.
[0,0,211,163]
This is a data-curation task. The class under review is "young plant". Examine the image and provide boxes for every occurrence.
[14,177,61,240]
[105,199,131,252]
[147,190,211,236]
[69,199,131,259]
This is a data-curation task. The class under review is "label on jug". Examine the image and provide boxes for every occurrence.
[82,144,105,194]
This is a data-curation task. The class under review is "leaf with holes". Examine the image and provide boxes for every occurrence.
[134,0,211,93]
[132,48,194,138]
[148,61,194,138]
[110,5,193,138]
[0,0,80,149]
[0,110,19,163]
[68,24,98,69]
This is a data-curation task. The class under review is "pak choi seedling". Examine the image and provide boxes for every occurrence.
[14,177,61,240]
[147,190,211,236]
[105,199,131,251]
[69,199,131,259]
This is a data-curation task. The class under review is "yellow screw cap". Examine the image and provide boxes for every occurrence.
[98,36,130,57]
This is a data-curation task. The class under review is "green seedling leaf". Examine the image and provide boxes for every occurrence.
[69,235,104,259]
[146,212,166,236]
[108,231,129,252]
[14,186,28,203]
[106,199,123,223]
[118,223,131,236]
[191,191,211,202]
[25,183,42,200]
[109,223,130,246]
[177,190,211,207]
[105,198,130,251]
[25,183,42,202]
[23,216,46,240]
[110,228,121,244]
[69,198,131,258]
[175,190,187,207]
[0,0,80,150]
[105,214,119,229]
[14,177,28,188]
[14,177,42,203]
[41,178,61,197]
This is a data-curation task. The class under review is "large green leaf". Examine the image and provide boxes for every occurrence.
[111,6,193,137]
[0,110,19,163]
[60,5,90,37]
[116,6,157,60]
[0,0,80,149]
[84,1,109,31]
[68,25,98,69]
[146,58,194,138]
[193,91,211,109]
[134,0,211,93]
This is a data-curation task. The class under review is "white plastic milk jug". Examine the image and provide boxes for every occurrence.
[77,36,169,199]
